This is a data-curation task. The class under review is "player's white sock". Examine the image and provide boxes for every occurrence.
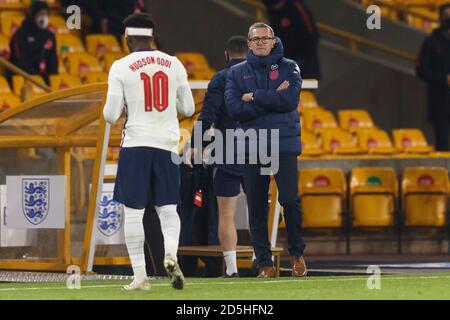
[124,206,147,283]
[223,251,238,275]
[155,205,180,259]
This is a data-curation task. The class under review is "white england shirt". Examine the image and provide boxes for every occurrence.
[103,50,195,153]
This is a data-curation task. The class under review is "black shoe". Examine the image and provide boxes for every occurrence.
[220,273,239,278]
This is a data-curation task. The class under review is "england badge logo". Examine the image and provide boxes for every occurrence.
[97,192,123,237]
[22,179,49,225]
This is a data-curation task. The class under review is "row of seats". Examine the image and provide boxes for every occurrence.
[0,4,127,105]
[0,9,213,74]
[292,166,449,229]
[0,3,215,108]
[0,73,110,110]
[298,91,434,155]
[302,126,432,155]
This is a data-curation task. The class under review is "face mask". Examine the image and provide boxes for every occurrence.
[36,15,49,29]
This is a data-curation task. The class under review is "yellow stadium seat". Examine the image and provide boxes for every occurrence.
[58,58,67,74]
[0,34,10,75]
[0,33,10,58]
[98,52,126,71]
[299,168,347,228]
[175,52,216,79]
[176,52,210,71]
[12,75,46,100]
[301,130,325,156]
[356,128,397,154]
[48,15,69,35]
[0,75,11,93]
[65,52,102,75]
[49,74,81,90]
[0,9,24,22]
[392,129,434,153]
[0,0,22,9]
[0,92,21,111]
[350,167,398,227]
[298,90,318,112]
[1,14,24,38]
[338,109,374,132]
[86,34,122,55]
[402,167,449,227]
[302,108,337,132]
[81,72,108,84]
[120,36,127,53]
[56,34,85,56]
[319,128,364,154]
[190,70,216,80]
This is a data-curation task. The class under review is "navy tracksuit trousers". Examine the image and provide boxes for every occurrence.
[243,153,305,268]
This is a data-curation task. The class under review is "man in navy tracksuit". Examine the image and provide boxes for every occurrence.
[191,36,248,277]
[225,22,307,278]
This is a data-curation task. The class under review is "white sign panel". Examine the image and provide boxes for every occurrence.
[95,183,125,245]
[0,185,36,247]
[6,176,66,229]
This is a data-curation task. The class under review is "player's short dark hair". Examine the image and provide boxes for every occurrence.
[123,13,156,37]
[31,1,50,17]
[226,36,248,56]
[439,3,450,20]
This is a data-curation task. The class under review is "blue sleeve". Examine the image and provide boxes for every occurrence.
[253,62,302,113]
[191,72,223,148]
[197,72,223,129]
[225,68,267,122]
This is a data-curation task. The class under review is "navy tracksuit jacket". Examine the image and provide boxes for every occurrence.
[225,38,306,268]
[192,59,245,177]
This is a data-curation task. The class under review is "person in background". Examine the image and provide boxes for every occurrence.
[225,23,307,278]
[59,0,144,40]
[191,36,248,278]
[417,3,450,151]
[263,0,321,80]
[9,1,58,83]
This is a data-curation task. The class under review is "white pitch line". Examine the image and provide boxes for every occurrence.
[0,275,450,293]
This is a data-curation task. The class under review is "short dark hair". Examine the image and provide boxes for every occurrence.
[123,13,155,36]
[31,1,49,17]
[226,36,248,55]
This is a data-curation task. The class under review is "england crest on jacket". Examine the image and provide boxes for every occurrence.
[269,64,279,80]
[97,192,123,237]
[22,179,49,225]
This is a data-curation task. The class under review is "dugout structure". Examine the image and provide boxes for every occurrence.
[0,83,207,273]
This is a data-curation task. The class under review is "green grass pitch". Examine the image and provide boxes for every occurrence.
[0,273,450,300]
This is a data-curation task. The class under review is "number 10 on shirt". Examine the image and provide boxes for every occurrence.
[140,71,169,112]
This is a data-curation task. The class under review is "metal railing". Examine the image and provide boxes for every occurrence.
[0,57,52,93]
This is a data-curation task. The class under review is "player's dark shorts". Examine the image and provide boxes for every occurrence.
[113,147,180,208]
[213,168,244,198]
